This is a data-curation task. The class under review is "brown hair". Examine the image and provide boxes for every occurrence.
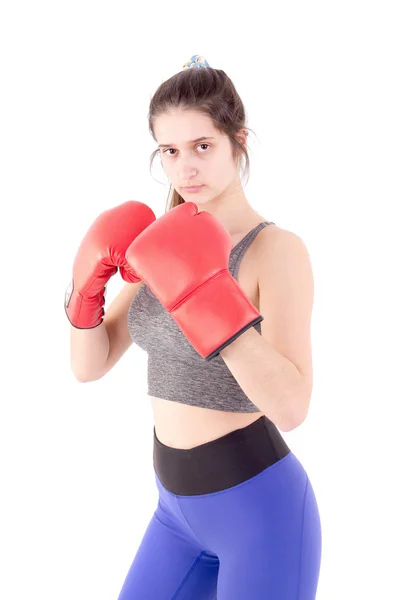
[147,66,255,213]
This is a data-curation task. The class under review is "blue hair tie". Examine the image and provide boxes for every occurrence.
[182,54,210,69]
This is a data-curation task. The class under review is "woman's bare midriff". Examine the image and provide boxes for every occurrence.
[151,396,263,449]
[150,217,276,450]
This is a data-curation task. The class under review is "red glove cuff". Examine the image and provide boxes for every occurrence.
[170,270,263,360]
[64,280,105,329]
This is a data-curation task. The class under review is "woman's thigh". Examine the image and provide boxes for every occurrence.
[217,472,321,599]
[178,452,322,599]
[116,509,219,600]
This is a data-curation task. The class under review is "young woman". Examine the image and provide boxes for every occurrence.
[66,55,322,599]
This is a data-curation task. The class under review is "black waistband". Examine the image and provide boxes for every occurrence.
[153,415,291,496]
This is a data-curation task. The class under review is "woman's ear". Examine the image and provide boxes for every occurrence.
[237,128,248,148]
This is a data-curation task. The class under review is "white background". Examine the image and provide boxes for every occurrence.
[1,1,399,598]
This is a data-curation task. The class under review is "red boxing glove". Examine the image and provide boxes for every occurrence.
[125,202,263,360]
[65,200,156,329]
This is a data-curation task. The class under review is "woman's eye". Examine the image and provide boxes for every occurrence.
[163,143,210,156]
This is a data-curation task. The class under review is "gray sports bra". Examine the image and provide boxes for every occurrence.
[127,220,275,412]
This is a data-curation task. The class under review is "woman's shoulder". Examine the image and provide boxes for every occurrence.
[252,221,311,277]
[255,220,306,253]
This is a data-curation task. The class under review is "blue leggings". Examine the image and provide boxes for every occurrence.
[117,416,322,599]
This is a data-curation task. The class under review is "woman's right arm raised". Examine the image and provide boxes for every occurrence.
[64,201,156,382]
[70,280,144,382]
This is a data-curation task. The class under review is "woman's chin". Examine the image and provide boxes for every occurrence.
[182,191,212,204]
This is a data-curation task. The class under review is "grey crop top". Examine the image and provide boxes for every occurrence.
[127,220,275,413]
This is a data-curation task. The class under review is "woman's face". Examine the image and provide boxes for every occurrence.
[154,109,242,206]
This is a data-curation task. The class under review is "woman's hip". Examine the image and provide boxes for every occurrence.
[153,414,293,496]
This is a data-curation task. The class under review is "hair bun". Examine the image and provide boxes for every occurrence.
[182,55,210,69]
